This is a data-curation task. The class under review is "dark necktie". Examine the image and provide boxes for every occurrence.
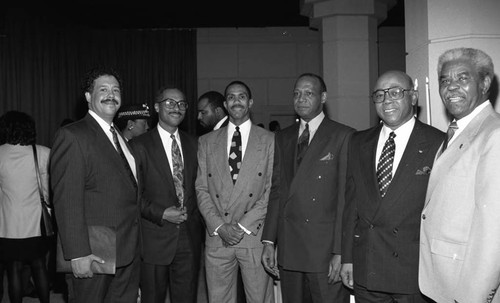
[441,121,458,153]
[171,134,184,208]
[110,126,137,189]
[376,132,396,198]
[297,123,310,166]
[228,126,242,184]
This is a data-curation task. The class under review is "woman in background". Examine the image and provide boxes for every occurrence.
[0,111,51,303]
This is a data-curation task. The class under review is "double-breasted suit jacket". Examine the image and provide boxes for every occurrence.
[50,113,140,268]
[262,118,354,272]
[196,123,274,248]
[130,127,202,265]
[419,103,500,303]
[342,119,444,294]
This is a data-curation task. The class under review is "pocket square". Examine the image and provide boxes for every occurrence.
[415,166,431,175]
[320,152,335,161]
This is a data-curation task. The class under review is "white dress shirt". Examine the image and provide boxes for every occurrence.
[89,110,137,180]
[376,117,415,175]
[157,125,184,172]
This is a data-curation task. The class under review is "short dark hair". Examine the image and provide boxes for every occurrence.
[0,111,36,145]
[82,66,122,95]
[154,86,185,103]
[198,91,226,113]
[224,81,252,100]
[296,73,327,93]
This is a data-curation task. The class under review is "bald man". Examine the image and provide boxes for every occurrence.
[340,70,443,302]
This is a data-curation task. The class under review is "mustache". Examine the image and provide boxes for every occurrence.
[101,98,119,104]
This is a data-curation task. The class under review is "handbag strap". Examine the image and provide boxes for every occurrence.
[32,144,51,207]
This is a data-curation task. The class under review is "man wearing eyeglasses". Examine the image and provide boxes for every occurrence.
[196,81,275,302]
[130,87,203,303]
[340,70,444,302]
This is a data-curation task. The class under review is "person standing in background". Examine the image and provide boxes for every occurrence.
[115,103,151,141]
[0,110,51,303]
[197,90,229,132]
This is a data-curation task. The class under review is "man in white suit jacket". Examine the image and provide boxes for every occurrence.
[419,47,500,303]
[196,80,274,303]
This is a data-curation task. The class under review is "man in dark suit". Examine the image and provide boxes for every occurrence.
[130,86,202,303]
[340,70,443,302]
[197,90,229,132]
[50,67,141,302]
[261,73,354,303]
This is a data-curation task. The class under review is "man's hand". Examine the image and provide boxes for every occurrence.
[218,223,244,246]
[71,254,104,278]
[340,263,354,289]
[328,254,342,284]
[261,243,279,278]
[162,206,188,224]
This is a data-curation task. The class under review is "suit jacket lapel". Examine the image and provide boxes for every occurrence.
[374,121,429,220]
[425,105,492,207]
[86,115,136,189]
[150,128,175,192]
[228,125,261,203]
[289,120,329,198]
[212,128,233,196]
[360,126,382,218]
[179,131,194,195]
[284,124,299,188]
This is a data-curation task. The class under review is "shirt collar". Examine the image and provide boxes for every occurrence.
[300,111,325,133]
[157,124,179,140]
[381,116,415,139]
[454,100,489,130]
[214,115,228,130]
[228,118,252,134]
[89,110,115,132]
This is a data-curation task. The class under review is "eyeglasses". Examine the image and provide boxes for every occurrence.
[158,98,189,110]
[372,87,413,103]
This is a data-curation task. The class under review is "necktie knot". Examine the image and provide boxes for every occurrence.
[441,121,458,154]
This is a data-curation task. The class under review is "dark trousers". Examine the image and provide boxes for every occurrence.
[353,282,434,303]
[67,253,140,303]
[280,267,350,303]
[140,227,199,303]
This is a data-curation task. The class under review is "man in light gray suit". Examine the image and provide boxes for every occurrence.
[196,80,274,303]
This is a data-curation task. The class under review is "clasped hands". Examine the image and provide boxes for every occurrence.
[71,254,104,278]
[162,206,188,224]
[218,223,245,246]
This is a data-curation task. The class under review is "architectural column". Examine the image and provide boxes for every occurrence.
[406,0,500,131]
[301,0,396,130]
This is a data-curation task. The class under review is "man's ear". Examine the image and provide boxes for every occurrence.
[154,102,160,113]
[482,76,492,95]
[411,90,419,106]
[321,92,327,104]
[85,92,91,103]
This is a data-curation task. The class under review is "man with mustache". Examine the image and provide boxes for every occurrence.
[340,70,443,302]
[419,48,500,303]
[50,67,141,302]
[196,80,275,302]
[130,87,203,303]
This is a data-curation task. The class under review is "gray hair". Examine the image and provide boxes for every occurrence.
[437,47,494,81]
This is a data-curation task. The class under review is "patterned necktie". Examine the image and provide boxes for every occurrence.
[110,126,137,189]
[376,132,396,198]
[441,121,458,153]
[171,134,184,208]
[228,126,242,184]
[297,123,310,166]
